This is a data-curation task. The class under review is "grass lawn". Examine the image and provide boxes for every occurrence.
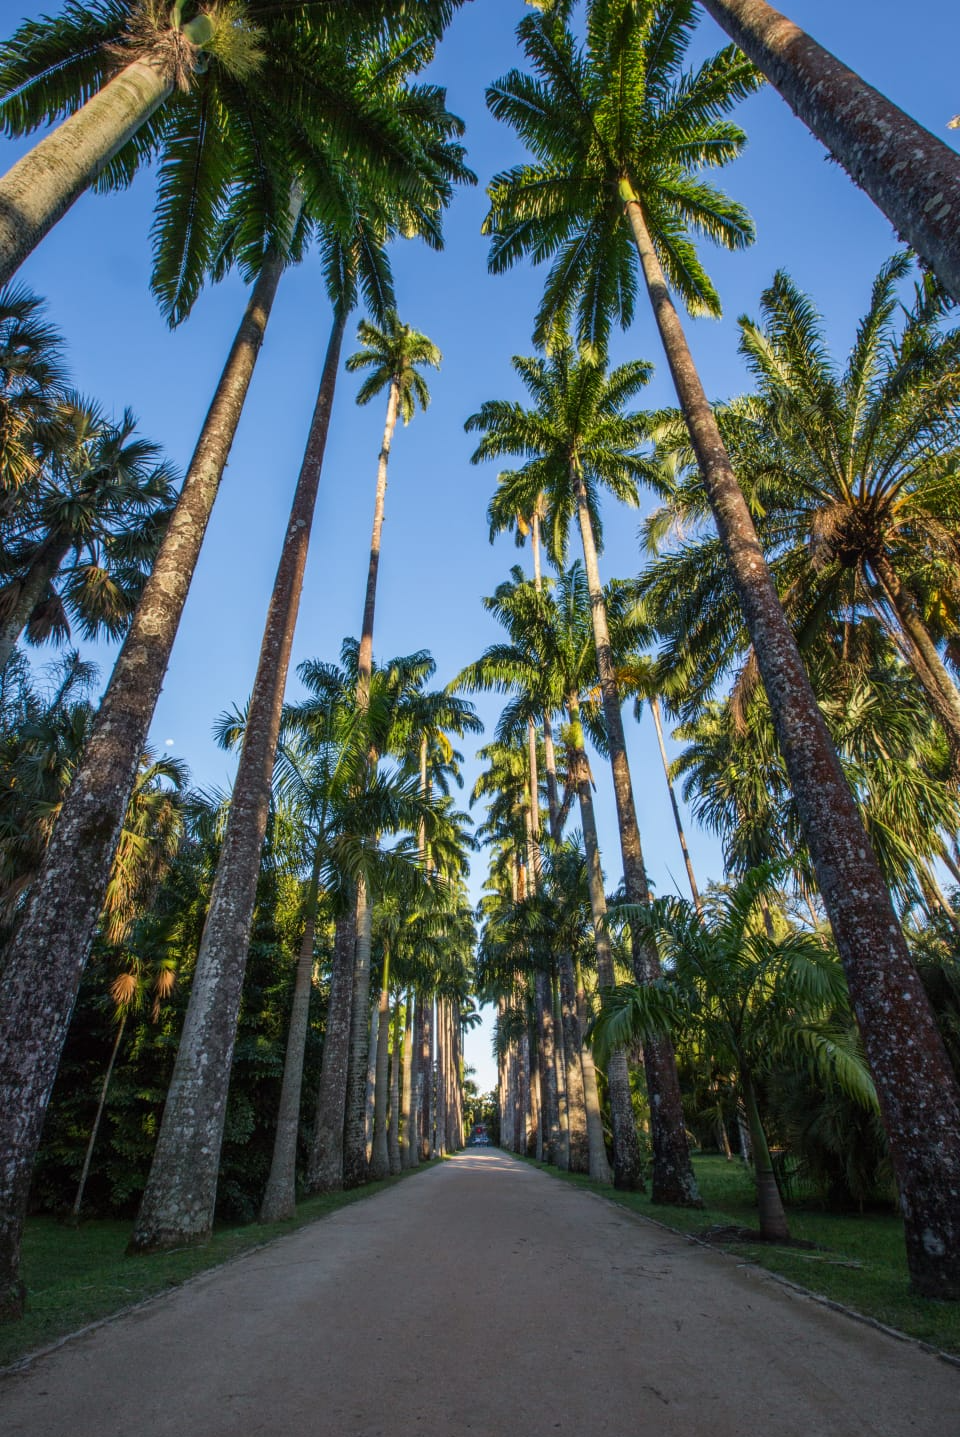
[0,1167,429,1371]
[529,1152,960,1356]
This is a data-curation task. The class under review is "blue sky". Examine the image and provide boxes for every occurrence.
[1,0,957,1093]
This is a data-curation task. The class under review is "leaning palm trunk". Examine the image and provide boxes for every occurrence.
[342,876,374,1188]
[698,0,960,305]
[0,37,199,287]
[565,714,643,1189]
[388,998,402,1174]
[307,901,357,1192]
[71,1014,127,1223]
[872,555,960,758]
[259,849,323,1224]
[570,462,699,1207]
[0,534,73,673]
[369,941,392,1181]
[132,306,347,1253]
[0,257,286,1314]
[624,189,960,1297]
[400,991,416,1168]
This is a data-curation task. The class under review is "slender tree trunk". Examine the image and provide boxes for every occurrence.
[553,969,570,1171]
[566,707,642,1189]
[650,697,702,913]
[435,998,447,1157]
[421,996,434,1160]
[571,462,699,1207]
[742,1072,790,1242]
[307,901,356,1192]
[575,957,613,1185]
[0,46,187,287]
[535,970,561,1165]
[872,555,960,757]
[131,307,347,1253]
[0,257,287,1314]
[624,189,960,1296]
[388,997,402,1175]
[369,941,392,1181]
[70,1015,126,1223]
[697,0,960,305]
[400,990,416,1169]
[259,850,322,1223]
[0,535,72,673]
[556,954,589,1175]
[357,379,400,689]
[342,876,374,1188]
[363,1002,380,1165]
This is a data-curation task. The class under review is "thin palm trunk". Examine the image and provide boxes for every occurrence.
[0,533,73,673]
[0,256,286,1313]
[571,474,698,1206]
[872,555,960,756]
[565,703,643,1189]
[435,997,447,1156]
[575,955,613,1185]
[649,696,702,913]
[132,305,347,1253]
[357,378,400,689]
[307,900,356,1192]
[388,995,402,1174]
[624,189,960,1296]
[369,940,392,1180]
[400,990,416,1169]
[742,1071,790,1242]
[259,847,323,1223]
[0,43,192,287]
[553,969,570,1170]
[342,875,374,1188]
[364,1001,380,1164]
[556,952,590,1175]
[421,995,434,1160]
[70,1014,126,1223]
[698,0,960,304]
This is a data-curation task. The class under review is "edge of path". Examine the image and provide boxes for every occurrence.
[0,1160,443,1378]
[522,1154,960,1372]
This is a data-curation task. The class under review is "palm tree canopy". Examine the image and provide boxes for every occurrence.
[345,311,442,424]
[483,0,761,350]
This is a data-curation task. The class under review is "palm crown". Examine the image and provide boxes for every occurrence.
[346,311,442,424]
[484,0,760,349]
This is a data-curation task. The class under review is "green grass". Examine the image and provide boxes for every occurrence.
[526,1152,960,1355]
[0,1167,430,1371]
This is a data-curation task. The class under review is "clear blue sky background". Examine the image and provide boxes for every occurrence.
[1,0,957,1093]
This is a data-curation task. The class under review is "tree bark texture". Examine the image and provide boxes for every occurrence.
[572,465,699,1208]
[535,970,561,1165]
[566,717,643,1189]
[0,258,285,1313]
[698,0,960,305]
[435,999,447,1157]
[388,998,402,1175]
[421,997,434,1161]
[132,307,346,1252]
[625,190,960,1296]
[307,903,357,1192]
[0,534,73,673]
[342,876,374,1188]
[400,991,416,1169]
[363,1001,380,1165]
[650,697,702,913]
[743,1073,790,1242]
[553,971,570,1171]
[556,952,591,1175]
[0,54,174,288]
[369,944,392,1181]
[259,852,322,1223]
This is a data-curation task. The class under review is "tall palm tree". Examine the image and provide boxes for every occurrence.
[697,0,960,304]
[0,400,177,671]
[467,345,698,1202]
[484,0,960,1294]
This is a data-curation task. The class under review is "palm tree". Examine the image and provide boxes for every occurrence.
[0,0,463,287]
[0,400,177,671]
[594,868,878,1239]
[0,283,67,498]
[697,0,960,304]
[485,0,960,1294]
[467,344,698,1202]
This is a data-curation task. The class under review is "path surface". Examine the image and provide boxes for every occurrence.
[1,1151,956,1435]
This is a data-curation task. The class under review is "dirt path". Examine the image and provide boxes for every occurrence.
[1,1151,955,1435]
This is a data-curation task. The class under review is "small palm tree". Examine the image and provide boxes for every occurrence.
[593,868,878,1240]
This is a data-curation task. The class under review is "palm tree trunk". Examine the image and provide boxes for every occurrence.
[872,554,960,757]
[556,953,589,1175]
[131,305,347,1253]
[569,489,698,1207]
[575,956,613,1185]
[70,1014,126,1223]
[553,970,570,1170]
[0,534,73,673]
[388,996,402,1174]
[435,998,447,1157]
[400,990,416,1169]
[342,875,374,1188]
[742,1072,790,1242]
[624,188,960,1297]
[650,697,702,913]
[259,848,323,1223]
[0,256,286,1314]
[421,996,434,1160]
[0,45,190,287]
[357,378,400,690]
[565,705,643,1189]
[535,969,561,1164]
[307,900,357,1192]
[363,1002,380,1164]
[370,940,392,1181]
[698,0,960,304]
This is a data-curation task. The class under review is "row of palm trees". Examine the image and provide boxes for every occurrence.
[0,0,958,1313]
